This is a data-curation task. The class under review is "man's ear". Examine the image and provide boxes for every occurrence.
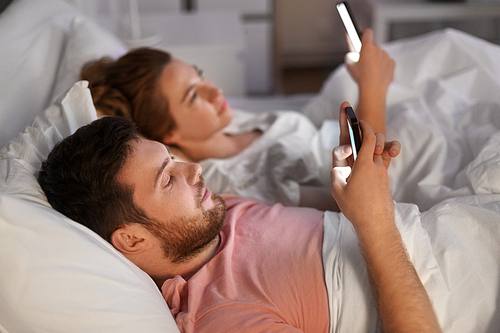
[161,130,181,145]
[110,224,153,254]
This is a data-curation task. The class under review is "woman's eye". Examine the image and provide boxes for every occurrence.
[193,65,204,80]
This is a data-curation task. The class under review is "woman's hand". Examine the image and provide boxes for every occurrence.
[344,29,395,136]
[345,29,395,94]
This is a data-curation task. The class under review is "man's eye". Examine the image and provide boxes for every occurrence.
[163,175,172,188]
[190,92,197,103]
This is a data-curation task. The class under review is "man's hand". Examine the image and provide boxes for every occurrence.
[331,102,395,227]
[330,102,442,333]
[336,102,400,171]
[299,102,399,212]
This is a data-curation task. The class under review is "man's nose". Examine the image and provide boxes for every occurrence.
[185,162,202,185]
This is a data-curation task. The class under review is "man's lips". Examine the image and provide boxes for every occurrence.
[202,186,211,202]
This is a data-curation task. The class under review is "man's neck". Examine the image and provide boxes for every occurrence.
[155,233,222,286]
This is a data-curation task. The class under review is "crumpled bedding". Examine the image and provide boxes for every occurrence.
[316,29,500,332]
[304,28,500,210]
[200,110,325,206]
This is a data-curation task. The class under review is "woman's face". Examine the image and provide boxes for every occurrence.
[158,59,234,145]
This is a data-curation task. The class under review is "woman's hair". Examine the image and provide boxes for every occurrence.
[80,48,175,142]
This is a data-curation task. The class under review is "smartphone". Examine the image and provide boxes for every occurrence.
[345,106,362,161]
[336,2,362,54]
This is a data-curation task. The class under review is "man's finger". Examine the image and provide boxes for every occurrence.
[374,132,386,155]
[386,140,401,157]
[338,102,352,147]
[331,166,351,188]
[355,120,377,163]
[332,144,352,167]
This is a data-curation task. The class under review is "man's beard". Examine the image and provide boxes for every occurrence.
[147,177,227,263]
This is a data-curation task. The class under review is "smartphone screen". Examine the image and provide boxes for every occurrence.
[336,2,362,54]
[345,106,362,160]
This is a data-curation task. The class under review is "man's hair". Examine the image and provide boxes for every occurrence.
[38,116,153,242]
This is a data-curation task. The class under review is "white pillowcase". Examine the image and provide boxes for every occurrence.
[0,0,128,150]
[50,16,128,103]
[0,0,78,148]
[0,81,180,333]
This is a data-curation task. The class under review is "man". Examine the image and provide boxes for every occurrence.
[38,103,440,332]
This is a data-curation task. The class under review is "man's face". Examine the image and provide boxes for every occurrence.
[118,137,226,262]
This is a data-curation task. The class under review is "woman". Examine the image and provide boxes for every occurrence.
[81,29,397,210]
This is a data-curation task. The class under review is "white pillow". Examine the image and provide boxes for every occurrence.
[0,81,180,333]
[50,16,128,102]
[0,0,78,149]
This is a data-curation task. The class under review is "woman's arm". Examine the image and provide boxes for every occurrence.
[345,29,395,136]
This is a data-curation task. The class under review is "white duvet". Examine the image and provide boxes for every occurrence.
[316,29,500,332]
[305,28,500,210]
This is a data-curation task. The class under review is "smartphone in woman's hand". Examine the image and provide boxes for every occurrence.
[336,1,362,54]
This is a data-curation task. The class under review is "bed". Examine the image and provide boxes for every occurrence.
[1,0,499,332]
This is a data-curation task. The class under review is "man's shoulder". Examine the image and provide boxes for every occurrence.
[221,194,324,228]
[221,194,266,212]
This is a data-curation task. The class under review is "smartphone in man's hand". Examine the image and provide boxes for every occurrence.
[345,106,362,160]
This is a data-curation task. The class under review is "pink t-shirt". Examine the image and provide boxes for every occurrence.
[162,195,329,333]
